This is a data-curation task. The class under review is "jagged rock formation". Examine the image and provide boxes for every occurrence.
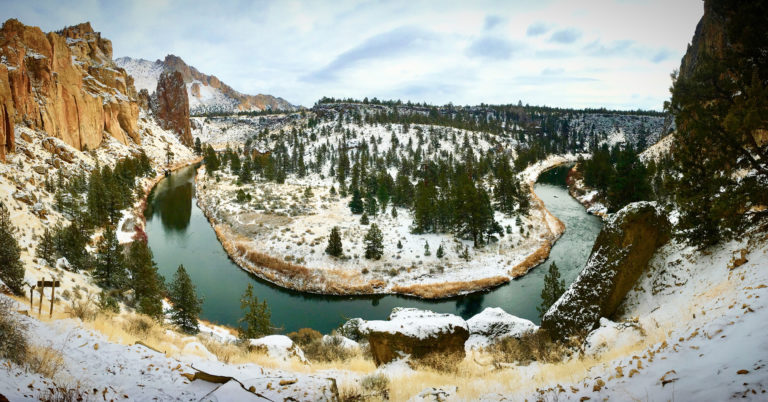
[541,202,670,340]
[116,55,295,114]
[152,71,192,146]
[679,0,726,81]
[0,19,139,161]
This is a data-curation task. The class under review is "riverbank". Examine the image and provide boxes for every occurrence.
[192,154,580,298]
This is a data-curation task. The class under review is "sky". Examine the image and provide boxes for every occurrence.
[1,0,704,110]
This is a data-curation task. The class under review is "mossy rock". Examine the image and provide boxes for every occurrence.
[541,202,670,340]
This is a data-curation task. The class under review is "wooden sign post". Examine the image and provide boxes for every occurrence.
[29,285,35,311]
[37,279,60,318]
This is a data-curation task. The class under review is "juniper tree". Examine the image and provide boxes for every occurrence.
[36,227,57,266]
[364,223,384,260]
[126,240,165,320]
[169,265,202,334]
[538,262,566,318]
[238,284,272,340]
[0,203,25,295]
[93,225,128,290]
[325,226,343,257]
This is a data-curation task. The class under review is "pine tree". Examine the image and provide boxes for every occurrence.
[0,203,25,295]
[194,137,202,155]
[93,225,128,290]
[36,227,57,266]
[364,223,384,260]
[169,265,202,334]
[460,245,471,262]
[391,206,398,218]
[238,284,272,340]
[424,241,431,256]
[360,213,369,225]
[126,240,165,320]
[397,240,403,249]
[349,188,364,214]
[436,243,445,258]
[325,226,343,257]
[538,262,566,318]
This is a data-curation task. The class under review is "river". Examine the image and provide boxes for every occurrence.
[144,164,601,334]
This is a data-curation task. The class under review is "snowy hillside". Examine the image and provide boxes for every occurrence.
[116,56,295,114]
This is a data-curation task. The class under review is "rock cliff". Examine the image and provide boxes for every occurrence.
[0,19,140,161]
[152,71,192,146]
[541,202,670,340]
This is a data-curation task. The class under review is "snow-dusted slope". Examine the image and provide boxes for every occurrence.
[116,56,294,114]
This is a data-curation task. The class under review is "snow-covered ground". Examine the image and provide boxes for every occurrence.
[194,123,574,297]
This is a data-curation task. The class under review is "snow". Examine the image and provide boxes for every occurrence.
[465,307,537,350]
[361,308,468,340]
[322,334,360,350]
[248,335,307,363]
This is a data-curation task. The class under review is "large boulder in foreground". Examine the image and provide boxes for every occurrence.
[542,202,670,340]
[361,308,469,366]
[465,307,538,350]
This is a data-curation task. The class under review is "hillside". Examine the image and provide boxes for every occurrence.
[116,55,295,115]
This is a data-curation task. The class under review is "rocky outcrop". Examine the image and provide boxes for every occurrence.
[465,307,538,350]
[116,55,295,113]
[153,71,192,146]
[679,0,726,81]
[541,202,670,340]
[0,19,140,160]
[360,308,469,366]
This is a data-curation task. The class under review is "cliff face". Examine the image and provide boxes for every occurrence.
[153,71,192,146]
[678,0,726,81]
[0,19,140,161]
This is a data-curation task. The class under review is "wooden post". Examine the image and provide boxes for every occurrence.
[38,283,44,316]
[49,279,56,318]
[29,285,35,311]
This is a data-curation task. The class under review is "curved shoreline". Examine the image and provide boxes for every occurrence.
[182,156,581,299]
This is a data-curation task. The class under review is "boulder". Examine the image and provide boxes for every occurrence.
[361,308,469,366]
[465,307,537,350]
[322,334,359,351]
[584,318,645,357]
[248,335,307,363]
[541,202,670,340]
[12,190,32,205]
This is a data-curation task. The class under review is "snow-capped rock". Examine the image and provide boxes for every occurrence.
[248,335,307,363]
[465,307,538,350]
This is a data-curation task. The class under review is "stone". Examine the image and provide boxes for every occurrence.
[32,165,47,175]
[541,202,671,340]
[248,335,307,363]
[465,307,538,350]
[0,19,140,159]
[12,190,32,205]
[361,308,469,366]
[153,71,192,146]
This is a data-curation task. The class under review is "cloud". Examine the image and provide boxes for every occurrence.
[584,39,675,63]
[526,22,549,37]
[549,28,582,44]
[541,67,564,75]
[302,26,438,82]
[465,37,523,60]
[650,48,674,63]
[483,15,505,31]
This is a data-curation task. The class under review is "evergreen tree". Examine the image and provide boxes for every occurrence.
[126,240,165,320]
[325,226,344,257]
[493,155,524,215]
[194,137,202,155]
[459,245,471,262]
[348,188,364,214]
[667,0,768,247]
[93,225,128,289]
[238,284,272,340]
[36,227,57,266]
[169,265,202,334]
[436,243,445,258]
[364,223,384,260]
[424,241,431,256]
[606,146,650,212]
[397,240,403,249]
[360,213,370,225]
[538,262,566,318]
[0,203,25,294]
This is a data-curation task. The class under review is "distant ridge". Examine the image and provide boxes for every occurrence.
[116,55,294,115]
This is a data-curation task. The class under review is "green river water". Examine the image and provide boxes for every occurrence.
[144,164,601,334]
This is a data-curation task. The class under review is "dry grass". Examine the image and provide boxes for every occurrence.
[391,276,509,298]
[26,344,67,379]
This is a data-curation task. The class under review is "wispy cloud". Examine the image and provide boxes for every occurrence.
[483,15,505,31]
[526,21,549,36]
[549,28,582,44]
[303,26,438,82]
[465,37,523,60]
[584,39,675,63]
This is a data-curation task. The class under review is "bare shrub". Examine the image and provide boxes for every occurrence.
[36,385,91,402]
[411,351,464,373]
[0,297,28,365]
[122,314,154,337]
[489,329,580,366]
[65,292,98,321]
[26,345,66,378]
[360,373,389,399]
[287,327,322,346]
